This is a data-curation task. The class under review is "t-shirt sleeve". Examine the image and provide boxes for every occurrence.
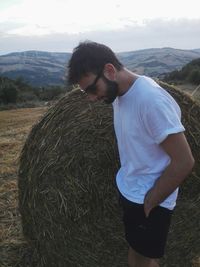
[142,95,185,144]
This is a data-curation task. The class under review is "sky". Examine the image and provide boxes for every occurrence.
[0,0,200,55]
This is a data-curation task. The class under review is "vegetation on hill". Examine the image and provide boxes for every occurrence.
[0,76,68,110]
[163,58,200,85]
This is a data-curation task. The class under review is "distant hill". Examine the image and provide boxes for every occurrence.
[0,51,71,86]
[0,48,200,86]
[193,48,200,53]
[118,47,200,78]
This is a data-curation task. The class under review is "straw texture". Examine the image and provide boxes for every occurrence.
[18,82,200,267]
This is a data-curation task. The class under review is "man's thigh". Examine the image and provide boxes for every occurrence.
[119,192,173,259]
[128,246,160,267]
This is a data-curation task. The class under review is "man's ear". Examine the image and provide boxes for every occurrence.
[103,63,116,80]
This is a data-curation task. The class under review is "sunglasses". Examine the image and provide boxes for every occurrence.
[81,71,102,95]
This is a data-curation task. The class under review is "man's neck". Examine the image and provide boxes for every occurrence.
[117,68,139,96]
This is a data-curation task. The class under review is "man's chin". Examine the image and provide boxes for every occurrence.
[103,87,118,104]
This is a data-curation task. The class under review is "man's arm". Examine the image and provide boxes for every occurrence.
[144,132,195,217]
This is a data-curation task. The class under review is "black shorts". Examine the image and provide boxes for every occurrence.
[119,192,173,259]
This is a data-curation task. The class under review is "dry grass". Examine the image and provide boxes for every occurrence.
[0,87,200,266]
[0,107,47,267]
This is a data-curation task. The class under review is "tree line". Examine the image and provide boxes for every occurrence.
[163,58,200,85]
[0,76,68,106]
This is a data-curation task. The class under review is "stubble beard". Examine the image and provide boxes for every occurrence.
[103,77,119,104]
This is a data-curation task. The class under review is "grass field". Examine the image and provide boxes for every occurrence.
[0,107,47,267]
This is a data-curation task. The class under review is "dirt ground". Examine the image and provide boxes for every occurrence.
[0,107,47,267]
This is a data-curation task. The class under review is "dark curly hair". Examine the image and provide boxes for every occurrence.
[67,41,123,84]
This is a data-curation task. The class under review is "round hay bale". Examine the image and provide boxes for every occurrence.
[18,82,200,267]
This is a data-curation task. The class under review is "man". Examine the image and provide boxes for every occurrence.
[67,41,195,267]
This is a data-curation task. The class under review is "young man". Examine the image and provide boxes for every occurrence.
[67,41,195,267]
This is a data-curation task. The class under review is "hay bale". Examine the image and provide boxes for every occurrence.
[18,82,200,267]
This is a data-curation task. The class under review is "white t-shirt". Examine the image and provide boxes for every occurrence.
[113,76,185,210]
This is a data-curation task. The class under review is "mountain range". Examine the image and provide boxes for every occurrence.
[0,48,200,86]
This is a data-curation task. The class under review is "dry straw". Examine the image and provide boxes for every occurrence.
[18,82,200,267]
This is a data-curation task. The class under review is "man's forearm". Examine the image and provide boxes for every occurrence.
[144,159,194,217]
[144,132,195,217]
[152,161,193,203]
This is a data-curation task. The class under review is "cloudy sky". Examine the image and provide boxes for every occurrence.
[0,0,200,55]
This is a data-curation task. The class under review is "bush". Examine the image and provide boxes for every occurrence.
[187,69,200,84]
[36,86,66,101]
[0,79,18,104]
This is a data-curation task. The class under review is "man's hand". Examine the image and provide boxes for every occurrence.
[144,132,194,218]
[144,187,159,217]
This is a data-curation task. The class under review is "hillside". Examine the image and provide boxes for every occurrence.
[119,47,200,77]
[163,58,200,85]
[0,48,200,86]
[0,51,71,86]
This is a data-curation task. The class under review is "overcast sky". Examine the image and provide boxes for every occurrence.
[0,0,200,55]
